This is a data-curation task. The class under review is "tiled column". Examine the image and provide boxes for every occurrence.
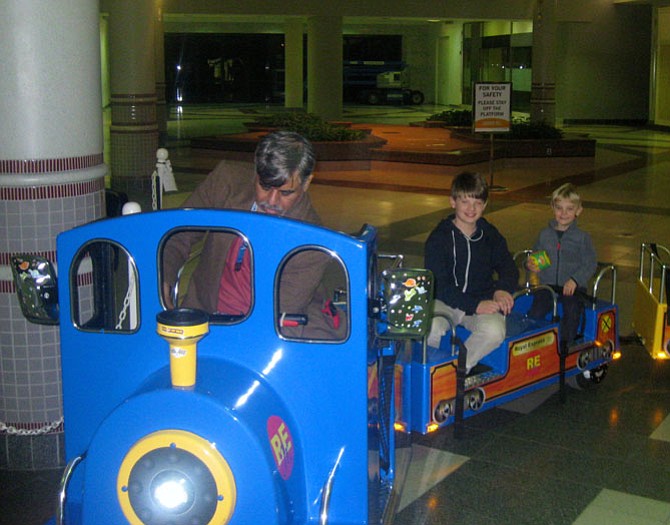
[0,0,106,469]
[108,0,158,211]
[531,0,557,125]
[307,16,343,121]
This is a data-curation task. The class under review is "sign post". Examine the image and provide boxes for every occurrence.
[472,82,512,192]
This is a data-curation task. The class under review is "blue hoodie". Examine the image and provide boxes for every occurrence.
[424,214,519,315]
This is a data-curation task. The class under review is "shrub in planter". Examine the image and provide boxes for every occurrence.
[427,111,564,140]
[509,118,564,140]
[255,112,323,128]
[254,112,367,142]
[427,109,473,127]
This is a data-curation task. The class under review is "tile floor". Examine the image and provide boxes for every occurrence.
[2,103,670,525]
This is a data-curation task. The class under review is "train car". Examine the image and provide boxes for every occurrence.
[11,208,434,525]
[399,259,621,435]
[632,242,670,359]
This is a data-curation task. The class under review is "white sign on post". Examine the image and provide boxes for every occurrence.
[473,82,512,133]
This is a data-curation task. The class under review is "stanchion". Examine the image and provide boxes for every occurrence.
[488,133,508,193]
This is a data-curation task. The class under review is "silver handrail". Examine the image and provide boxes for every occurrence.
[57,453,85,525]
[592,263,617,308]
[378,253,405,269]
[319,447,345,525]
[513,284,558,318]
[513,249,534,288]
[423,306,459,363]
[638,243,670,304]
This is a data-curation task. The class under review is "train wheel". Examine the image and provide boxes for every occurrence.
[601,340,614,359]
[575,364,609,389]
[433,399,453,423]
[467,389,485,411]
[577,348,591,370]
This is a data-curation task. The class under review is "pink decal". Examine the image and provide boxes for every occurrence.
[267,415,294,480]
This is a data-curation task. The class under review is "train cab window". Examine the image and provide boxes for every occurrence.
[276,248,348,342]
[160,228,252,324]
[71,240,139,332]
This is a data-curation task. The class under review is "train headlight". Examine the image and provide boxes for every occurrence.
[118,430,236,525]
[151,470,195,512]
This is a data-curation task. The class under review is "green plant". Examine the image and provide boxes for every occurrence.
[254,112,366,141]
[509,118,564,139]
[427,111,564,140]
[428,109,473,126]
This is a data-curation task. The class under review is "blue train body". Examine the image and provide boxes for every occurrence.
[13,209,433,525]
[10,208,621,524]
[399,277,620,435]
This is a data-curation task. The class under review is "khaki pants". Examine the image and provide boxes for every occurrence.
[430,300,506,371]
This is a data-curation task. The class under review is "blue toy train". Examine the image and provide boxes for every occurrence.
[11,208,620,524]
[398,253,620,435]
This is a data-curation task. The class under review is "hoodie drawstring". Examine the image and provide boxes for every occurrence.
[451,227,483,294]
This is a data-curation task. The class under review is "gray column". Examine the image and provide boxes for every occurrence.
[307,16,343,121]
[285,18,305,110]
[531,0,557,125]
[155,2,168,146]
[0,0,106,469]
[108,0,158,210]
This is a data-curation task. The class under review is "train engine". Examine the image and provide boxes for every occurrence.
[12,209,432,525]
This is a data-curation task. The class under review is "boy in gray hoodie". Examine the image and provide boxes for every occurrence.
[527,183,597,344]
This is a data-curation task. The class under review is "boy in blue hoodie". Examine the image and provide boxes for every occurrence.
[424,172,518,373]
[526,183,597,345]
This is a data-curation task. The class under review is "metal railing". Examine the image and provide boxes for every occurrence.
[638,242,670,305]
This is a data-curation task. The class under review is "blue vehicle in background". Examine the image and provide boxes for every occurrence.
[343,61,425,105]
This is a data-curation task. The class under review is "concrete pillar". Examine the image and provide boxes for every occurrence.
[307,16,343,121]
[285,18,305,110]
[0,0,106,469]
[108,0,158,210]
[530,0,557,125]
[155,2,168,146]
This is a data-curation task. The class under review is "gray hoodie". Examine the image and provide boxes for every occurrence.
[533,219,597,288]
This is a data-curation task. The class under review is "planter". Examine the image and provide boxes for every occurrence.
[416,119,596,158]
[190,131,388,171]
[496,136,596,157]
[243,120,370,134]
[450,130,596,158]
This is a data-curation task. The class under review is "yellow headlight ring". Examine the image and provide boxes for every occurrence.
[117,429,236,525]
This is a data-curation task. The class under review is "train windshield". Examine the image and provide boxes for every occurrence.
[160,228,253,324]
[276,247,349,342]
[70,240,139,333]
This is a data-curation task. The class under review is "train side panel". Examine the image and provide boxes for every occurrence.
[408,295,619,434]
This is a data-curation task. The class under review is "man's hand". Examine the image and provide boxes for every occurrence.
[563,278,577,296]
